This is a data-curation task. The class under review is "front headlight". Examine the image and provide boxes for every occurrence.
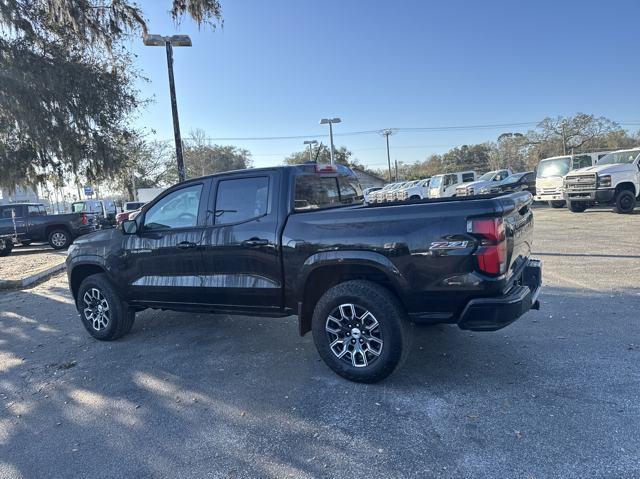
[598,175,611,188]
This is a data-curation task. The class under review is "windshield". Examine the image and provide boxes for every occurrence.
[536,157,571,178]
[501,173,526,185]
[478,171,495,181]
[430,176,442,188]
[597,150,640,166]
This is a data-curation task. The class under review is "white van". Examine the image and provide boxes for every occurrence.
[428,171,476,198]
[534,152,610,207]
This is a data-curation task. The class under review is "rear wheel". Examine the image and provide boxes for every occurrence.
[568,201,587,213]
[409,195,421,200]
[0,238,13,257]
[613,190,636,214]
[549,201,565,208]
[48,229,71,249]
[311,280,412,383]
[76,273,135,340]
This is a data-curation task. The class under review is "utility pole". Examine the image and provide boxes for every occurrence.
[303,140,318,162]
[561,120,567,155]
[144,34,192,182]
[380,129,395,182]
[395,159,399,182]
[320,118,341,165]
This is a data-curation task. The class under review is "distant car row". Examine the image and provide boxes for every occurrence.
[365,169,535,203]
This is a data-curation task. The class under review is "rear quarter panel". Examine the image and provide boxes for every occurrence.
[282,197,512,316]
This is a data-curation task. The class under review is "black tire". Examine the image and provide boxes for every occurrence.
[48,229,71,250]
[568,201,587,213]
[76,273,135,341]
[311,280,412,383]
[613,190,636,214]
[0,238,13,257]
[549,201,566,208]
[409,195,421,201]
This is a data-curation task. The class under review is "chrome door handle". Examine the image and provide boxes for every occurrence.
[177,241,197,249]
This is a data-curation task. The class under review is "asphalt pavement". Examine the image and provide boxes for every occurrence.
[0,206,638,478]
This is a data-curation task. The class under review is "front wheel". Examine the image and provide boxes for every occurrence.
[549,201,566,208]
[48,229,71,249]
[311,280,412,383]
[568,201,587,213]
[76,273,135,340]
[409,195,421,201]
[613,190,636,214]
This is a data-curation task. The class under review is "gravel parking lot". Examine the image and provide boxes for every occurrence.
[0,207,638,478]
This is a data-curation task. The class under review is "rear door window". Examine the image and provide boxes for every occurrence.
[214,176,270,225]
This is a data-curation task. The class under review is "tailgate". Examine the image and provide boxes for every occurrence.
[500,191,534,281]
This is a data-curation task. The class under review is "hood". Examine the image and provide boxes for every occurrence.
[458,180,493,190]
[568,163,634,176]
[72,227,122,246]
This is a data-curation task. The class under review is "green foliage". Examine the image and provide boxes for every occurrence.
[173,128,253,181]
[284,144,354,166]
[0,1,223,190]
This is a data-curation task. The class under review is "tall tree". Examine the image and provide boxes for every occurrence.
[284,144,355,166]
[175,128,252,180]
[0,1,223,190]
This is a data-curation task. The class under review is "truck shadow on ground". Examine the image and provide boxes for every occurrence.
[0,283,638,478]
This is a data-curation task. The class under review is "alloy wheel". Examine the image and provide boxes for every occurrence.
[83,288,110,331]
[325,303,383,368]
[51,232,67,247]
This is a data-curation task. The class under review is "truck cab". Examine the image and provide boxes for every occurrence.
[428,171,476,198]
[534,152,609,207]
[563,148,640,214]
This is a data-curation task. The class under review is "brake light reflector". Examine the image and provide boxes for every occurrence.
[467,218,507,276]
[315,163,337,173]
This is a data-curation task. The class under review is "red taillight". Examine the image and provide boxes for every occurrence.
[467,218,507,276]
[315,163,337,173]
[80,213,88,225]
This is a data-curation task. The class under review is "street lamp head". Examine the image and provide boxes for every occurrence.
[143,33,192,47]
[143,33,165,46]
[168,35,192,47]
[320,118,341,125]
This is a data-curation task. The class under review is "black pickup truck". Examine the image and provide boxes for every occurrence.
[66,164,541,382]
[0,203,97,250]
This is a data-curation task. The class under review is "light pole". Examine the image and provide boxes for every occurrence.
[380,129,395,182]
[303,140,318,162]
[320,118,341,165]
[143,33,192,182]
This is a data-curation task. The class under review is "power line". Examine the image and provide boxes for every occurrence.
[173,120,640,143]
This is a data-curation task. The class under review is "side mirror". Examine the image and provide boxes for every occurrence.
[122,220,138,235]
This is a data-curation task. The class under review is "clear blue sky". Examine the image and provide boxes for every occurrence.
[130,0,640,170]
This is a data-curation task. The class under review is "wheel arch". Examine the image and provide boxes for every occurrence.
[45,224,71,238]
[296,251,407,336]
[70,263,107,301]
[615,182,637,197]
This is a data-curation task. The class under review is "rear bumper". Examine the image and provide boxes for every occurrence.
[457,259,542,331]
